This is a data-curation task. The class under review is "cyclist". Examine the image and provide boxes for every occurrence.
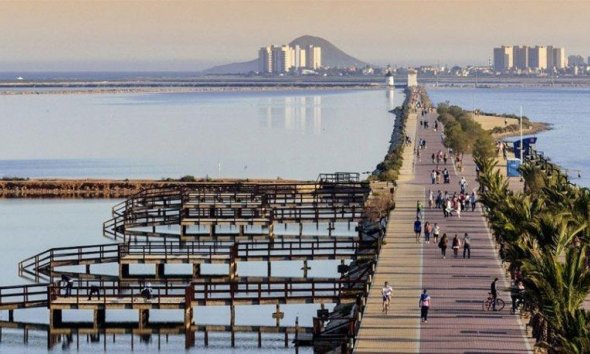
[382,281,393,313]
[511,280,525,313]
[491,277,499,311]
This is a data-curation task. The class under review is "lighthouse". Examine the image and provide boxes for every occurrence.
[385,66,394,87]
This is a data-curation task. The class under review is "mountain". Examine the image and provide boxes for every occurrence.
[202,59,258,75]
[203,35,369,74]
[289,35,368,68]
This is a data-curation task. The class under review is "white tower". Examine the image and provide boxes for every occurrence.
[385,66,394,87]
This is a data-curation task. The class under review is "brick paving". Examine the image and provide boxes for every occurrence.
[355,111,533,353]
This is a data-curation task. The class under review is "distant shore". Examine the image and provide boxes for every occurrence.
[0,177,305,199]
[473,113,551,139]
[0,81,386,96]
[1,74,590,95]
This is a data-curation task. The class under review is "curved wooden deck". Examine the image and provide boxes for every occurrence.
[355,110,533,353]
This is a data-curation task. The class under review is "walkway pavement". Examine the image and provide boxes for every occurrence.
[355,110,533,353]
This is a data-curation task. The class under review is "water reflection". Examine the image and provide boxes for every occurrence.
[260,96,322,135]
[386,89,396,111]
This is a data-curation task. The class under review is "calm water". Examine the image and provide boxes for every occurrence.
[0,89,402,180]
[429,87,590,187]
[0,89,402,352]
[0,199,342,353]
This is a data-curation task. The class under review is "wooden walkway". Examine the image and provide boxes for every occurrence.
[355,110,533,353]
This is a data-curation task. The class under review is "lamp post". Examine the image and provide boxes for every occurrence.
[519,106,523,162]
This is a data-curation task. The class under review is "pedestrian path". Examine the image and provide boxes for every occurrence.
[355,110,533,353]
[355,112,423,353]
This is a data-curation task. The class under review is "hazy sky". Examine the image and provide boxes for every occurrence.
[0,0,588,71]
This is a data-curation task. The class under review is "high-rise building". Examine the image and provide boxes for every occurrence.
[513,46,529,69]
[306,45,322,69]
[552,47,567,69]
[258,43,322,74]
[293,45,307,69]
[271,45,293,73]
[528,46,548,70]
[258,46,273,73]
[546,46,555,69]
[493,46,513,72]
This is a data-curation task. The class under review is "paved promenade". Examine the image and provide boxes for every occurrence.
[355,111,532,353]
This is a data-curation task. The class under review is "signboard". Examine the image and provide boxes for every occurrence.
[507,159,521,177]
[513,137,538,159]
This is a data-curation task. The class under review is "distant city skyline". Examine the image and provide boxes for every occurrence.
[0,0,589,71]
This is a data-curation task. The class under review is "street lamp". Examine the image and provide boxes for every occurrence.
[519,106,523,162]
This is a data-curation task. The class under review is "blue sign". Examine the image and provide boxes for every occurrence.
[507,159,521,177]
[513,137,538,159]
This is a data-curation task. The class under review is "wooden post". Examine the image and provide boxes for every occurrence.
[295,316,299,354]
[230,304,235,347]
[120,264,130,279]
[257,329,262,347]
[93,309,105,329]
[192,264,201,278]
[229,245,238,281]
[156,264,165,279]
[301,260,311,278]
[139,309,149,328]
[184,285,195,349]
[49,309,62,328]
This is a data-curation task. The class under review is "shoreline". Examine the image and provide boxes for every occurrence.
[492,121,552,139]
[0,83,386,96]
[0,177,306,199]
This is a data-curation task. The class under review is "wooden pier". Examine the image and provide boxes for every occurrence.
[1,174,388,352]
[103,176,370,241]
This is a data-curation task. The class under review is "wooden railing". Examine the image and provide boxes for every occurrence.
[0,283,50,310]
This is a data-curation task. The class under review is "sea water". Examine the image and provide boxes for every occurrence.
[429,87,590,187]
[0,88,403,352]
[0,89,403,180]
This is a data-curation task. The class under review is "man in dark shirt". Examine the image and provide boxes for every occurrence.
[413,217,422,243]
[491,277,498,311]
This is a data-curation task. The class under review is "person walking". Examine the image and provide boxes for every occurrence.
[435,191,442,209]
[416,201,424,220]
[414,217,422,244]
[438,233,448,258]
[470,191,477,212]
[491,277,499,311]
[459,176,468,194]
[382,281,393,313]
[431,170,436,184]
[452,234,461,257]
[419,289,431,323]
[463,233,471,259]
[424,222,432,244]
[432,223,440,244]
[428,190,433,209]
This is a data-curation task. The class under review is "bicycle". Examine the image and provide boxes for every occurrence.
[482,292,505,311]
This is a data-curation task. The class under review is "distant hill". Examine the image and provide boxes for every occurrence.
[203,35,369,74]
[289,35,368,68]
[202,59,258,75]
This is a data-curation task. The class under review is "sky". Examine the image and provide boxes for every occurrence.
[0,0,588,71]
